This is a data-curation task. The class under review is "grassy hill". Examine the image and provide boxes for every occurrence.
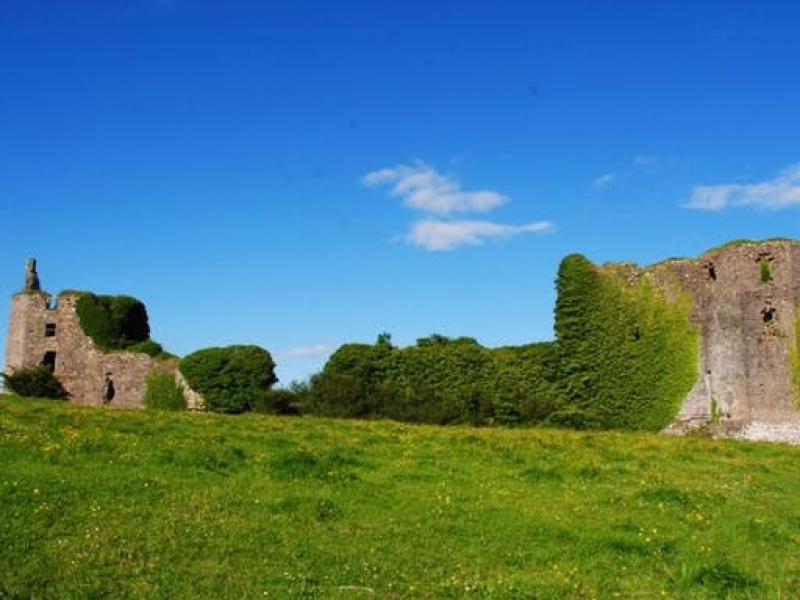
[1,397,799,598]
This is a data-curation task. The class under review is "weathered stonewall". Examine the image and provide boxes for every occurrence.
[5,261,180,408]
[650,241,800,443]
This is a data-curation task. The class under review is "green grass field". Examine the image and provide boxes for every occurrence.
[1,396,799,599]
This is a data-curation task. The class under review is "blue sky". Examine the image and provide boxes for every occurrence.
[2,1,800,384]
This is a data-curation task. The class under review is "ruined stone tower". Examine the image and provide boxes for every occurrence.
[655,241,800,441]
[5,260,169,408]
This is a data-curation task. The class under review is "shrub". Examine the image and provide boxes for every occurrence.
[545,406,592,429]
[2,367,67,399]
[74,293,150,350]
[143,372,186,411]
[252,389,300,415]
[179,345,277,413]
[303,372,374,418]
[493,397,521,427]
[127,340,175,359]
[305,335,563,426]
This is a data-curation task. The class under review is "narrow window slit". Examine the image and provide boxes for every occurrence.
[103,374,115,404]
[762,305,776,323]
[705,262,716,281]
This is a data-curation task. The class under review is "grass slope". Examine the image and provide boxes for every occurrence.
[1,397,799,599]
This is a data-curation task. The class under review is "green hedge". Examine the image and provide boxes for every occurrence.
[251,389,301,415]
[553,255,700,430]
[75,293,150,351]
[304,335,562,426]
[307,254,698,431]
[179,346,277,414]
[143,372,186,411]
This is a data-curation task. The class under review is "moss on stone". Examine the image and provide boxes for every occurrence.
[701,238,800,258]
[789,308,800,410]
[760,260,773,283]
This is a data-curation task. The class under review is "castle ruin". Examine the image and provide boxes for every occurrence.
[647,240,800,442]
[5,244,800,443]
[4,260,173,408]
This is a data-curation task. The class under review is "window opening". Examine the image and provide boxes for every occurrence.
[41,351,57,371]
[762,305,776,323]
[103,374,115,404]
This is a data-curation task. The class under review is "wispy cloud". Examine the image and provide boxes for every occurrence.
[592,173,617,188]
[685,163,800,211]
[363,161,553,251]
[279,344,333,359]
[591,155,687,188]
[362,161,507,215]
[407,220,554,252]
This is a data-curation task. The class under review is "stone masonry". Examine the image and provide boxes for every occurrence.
[653,241,800,442]
[5,262,174,409]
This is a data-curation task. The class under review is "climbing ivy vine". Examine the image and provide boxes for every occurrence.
[553,255,700,430]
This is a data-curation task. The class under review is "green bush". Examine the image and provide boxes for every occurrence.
[179,345,277,414]
[305,335,563,426]
[303,372,374,419]
[143,372,186,411]
[127,340,175,359]
[252,389,301,415]
[74,293,150,350]
[2,367,67,400]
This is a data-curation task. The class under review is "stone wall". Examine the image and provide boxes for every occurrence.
[650,241,800,439]
[5,291,172,409]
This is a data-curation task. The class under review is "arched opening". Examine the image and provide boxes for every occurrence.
[103,374,115,404]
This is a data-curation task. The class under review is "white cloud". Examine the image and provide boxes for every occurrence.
[407,219,554,252]
[685,163,800,211]
[363,161,554,251]
[592,173,617,188]
[279,344,333,359]
[362,161,507,215]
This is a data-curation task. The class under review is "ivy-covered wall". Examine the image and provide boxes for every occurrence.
[554,255,700,430]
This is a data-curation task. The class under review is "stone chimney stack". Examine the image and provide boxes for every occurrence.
[24,258,41,292]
